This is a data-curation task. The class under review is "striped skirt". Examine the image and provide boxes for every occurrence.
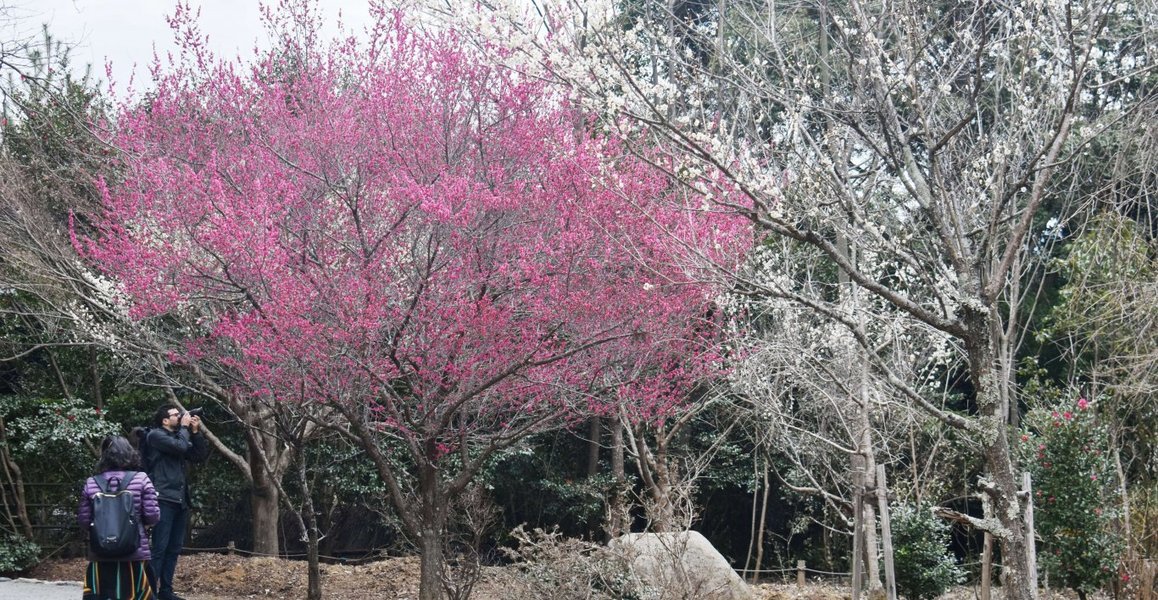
[83,560,155,600]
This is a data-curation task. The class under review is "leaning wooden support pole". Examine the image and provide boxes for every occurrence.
[852,454,865,600]
[981,530,992,600]
[876,465,897,600]
[1023,472,1038,598]
[980,492,993,600]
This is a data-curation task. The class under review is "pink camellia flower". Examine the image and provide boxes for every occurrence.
[1077,398,1089,410]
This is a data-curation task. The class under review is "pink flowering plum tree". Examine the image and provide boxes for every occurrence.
[79,3,749,598]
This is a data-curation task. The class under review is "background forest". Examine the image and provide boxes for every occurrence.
[1,1,1156,600]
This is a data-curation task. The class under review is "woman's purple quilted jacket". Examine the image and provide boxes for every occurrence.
[76,470,161,561]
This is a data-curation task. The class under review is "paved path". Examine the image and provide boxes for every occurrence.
[0,577,82,600]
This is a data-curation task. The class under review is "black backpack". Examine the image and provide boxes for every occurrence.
[133,427,155,472]
[88,472,140,558]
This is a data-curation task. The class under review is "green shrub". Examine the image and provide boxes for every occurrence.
[0,534,40,576]
[890,502,964,600]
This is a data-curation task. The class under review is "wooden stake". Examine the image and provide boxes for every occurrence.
[1024,472,1038,598]
[876,465,897,600]
[980,491,993,600]
[852,454,865,600]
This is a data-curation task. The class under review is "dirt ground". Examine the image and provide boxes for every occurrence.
[28,553,847,600]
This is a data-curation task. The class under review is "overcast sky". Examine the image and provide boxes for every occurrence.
[8,0,376,93]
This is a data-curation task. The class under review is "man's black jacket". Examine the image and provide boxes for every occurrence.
[145,427,209,506]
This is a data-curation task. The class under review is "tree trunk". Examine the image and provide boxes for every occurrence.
[586,417,601,478]
[632,426,674,532]
[235,399,289,558]
[417,459,447,600]
[650,436,673,532]
[859,412,883,596]
[297,456,323,600]
[966,307,1036,600]
[89,347,103,411]
[838,192,883,595]
[0,418,33,539]
[250,462,281,557]
[744,455,760,580]
[752,458,770,585]
[608,417,627,538]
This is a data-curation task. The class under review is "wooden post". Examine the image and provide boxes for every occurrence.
[981,498,991,600]
[876,465,897,600]
[1024,472,1038,599]
[852,454,865,600]
[797,560,806,587]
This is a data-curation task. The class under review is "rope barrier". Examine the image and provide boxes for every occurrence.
[742,566,852,577]
[182,545,385,564]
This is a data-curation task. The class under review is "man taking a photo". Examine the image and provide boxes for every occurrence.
[145,405,209,600]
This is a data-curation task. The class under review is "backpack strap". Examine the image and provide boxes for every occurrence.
[118,472,138,493]
[93,472,138,494]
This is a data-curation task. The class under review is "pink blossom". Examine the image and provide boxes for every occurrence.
[76,15,753,600]
[1077,398,1089,410]
[1063,411,1073,420]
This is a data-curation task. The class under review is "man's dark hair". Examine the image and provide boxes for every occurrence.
[96,436,141,472]
[152,404,176,428]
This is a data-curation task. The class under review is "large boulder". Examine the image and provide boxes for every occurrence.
[609,530,753,600]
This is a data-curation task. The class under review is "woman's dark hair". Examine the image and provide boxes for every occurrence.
[96,436,141,473]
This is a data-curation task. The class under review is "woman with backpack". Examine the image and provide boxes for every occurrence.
[77,435,161,600]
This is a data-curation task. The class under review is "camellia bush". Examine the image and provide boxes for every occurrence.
[1020,398,1123,599]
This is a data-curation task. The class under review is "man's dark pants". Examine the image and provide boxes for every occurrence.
[151,500,188,597]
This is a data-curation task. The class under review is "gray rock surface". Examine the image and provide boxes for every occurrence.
[609,530,753,600]
[0,577,82,600]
